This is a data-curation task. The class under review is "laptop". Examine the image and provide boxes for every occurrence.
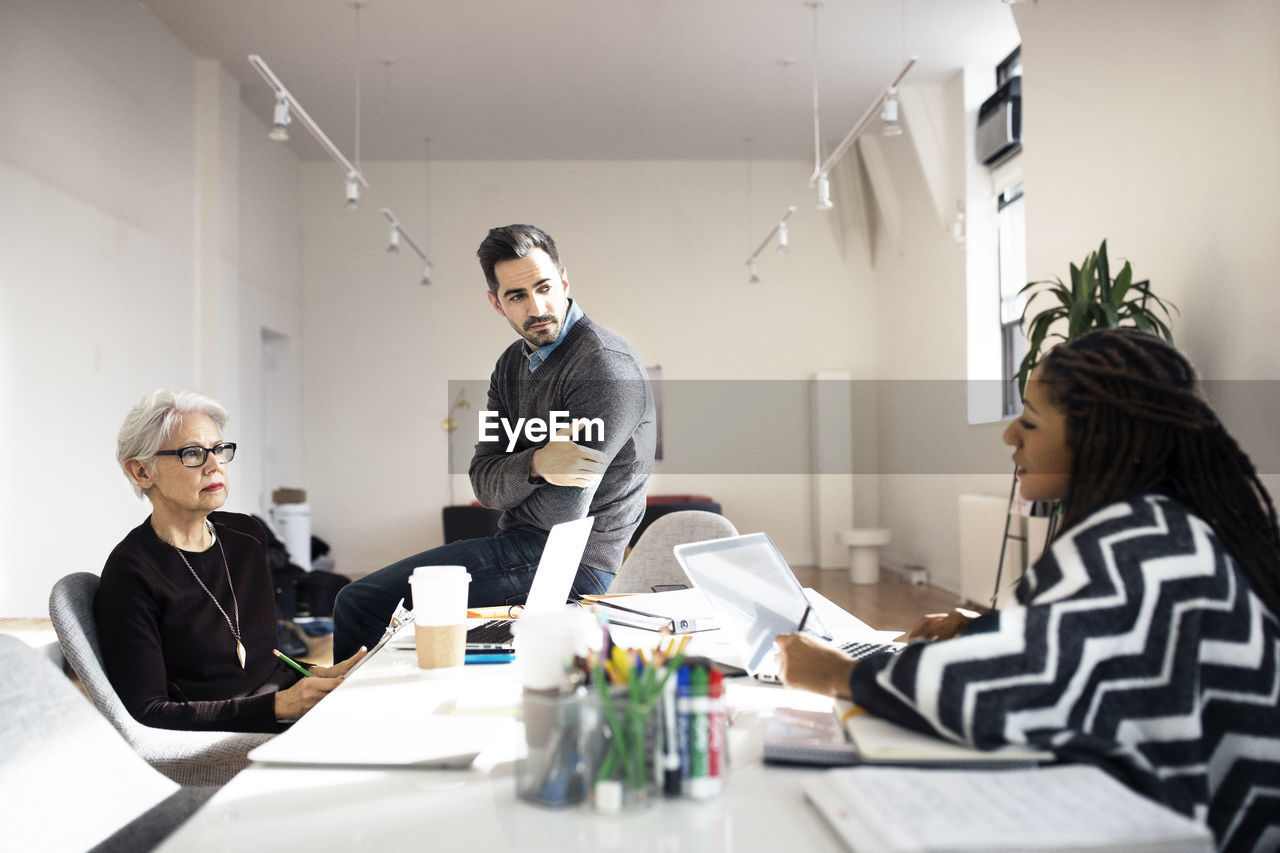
[673,532,904,680]
[462,515,595,650]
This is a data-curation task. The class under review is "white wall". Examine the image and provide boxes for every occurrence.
[0,0,307,615]
[236,101,306,519]
[5,0,1278,615]
[1015,0,1280,513]
[1014,0,1280,508]
[1015,0,1280,381]
[869,0,1280,596]
[1,0,199,615]
[299,159,879,577]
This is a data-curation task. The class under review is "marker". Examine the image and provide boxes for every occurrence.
[705,668,725,797]
[687,664,710,797]
[676,666,692,782]
[661,670,681,796]
[465,650,515,664]
[273,648,313,678]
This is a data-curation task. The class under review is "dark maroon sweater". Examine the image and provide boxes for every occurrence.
[96,512,297,732]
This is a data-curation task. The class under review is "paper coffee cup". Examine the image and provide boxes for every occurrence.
[408,565,470,669]
[512,608,599,691]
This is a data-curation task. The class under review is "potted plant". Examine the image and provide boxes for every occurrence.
[990,241,1179,609]
[1014,239,1178,396]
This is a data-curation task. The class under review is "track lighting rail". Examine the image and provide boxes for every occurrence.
[249,54,369,191]
[809,56,917,188]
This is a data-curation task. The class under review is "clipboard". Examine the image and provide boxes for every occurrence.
[342,599,414,677]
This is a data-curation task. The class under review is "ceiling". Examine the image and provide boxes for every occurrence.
[143,0,1019,162]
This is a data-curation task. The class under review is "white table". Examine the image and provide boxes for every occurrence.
[156,593,883,853]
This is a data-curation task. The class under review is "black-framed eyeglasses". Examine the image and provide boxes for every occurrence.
[153,442,237,468]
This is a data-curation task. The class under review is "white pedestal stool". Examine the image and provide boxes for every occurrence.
[837,528,892,585]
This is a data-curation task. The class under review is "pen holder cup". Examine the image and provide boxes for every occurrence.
[516,691,592,808]
[583,688,660,814]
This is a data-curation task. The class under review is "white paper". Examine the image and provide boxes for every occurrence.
[248,712,501,767]
[805,765,1214,852]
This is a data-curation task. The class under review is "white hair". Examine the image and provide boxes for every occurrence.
[116,389,229,500]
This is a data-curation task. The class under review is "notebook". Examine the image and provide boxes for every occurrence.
[673,532,905,679]
[462,515,595,650]
[764,702,1053,768]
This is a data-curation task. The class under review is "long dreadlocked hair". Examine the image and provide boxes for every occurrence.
[1038,327,1280,617]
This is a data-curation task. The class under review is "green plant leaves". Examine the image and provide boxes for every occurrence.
[1013,240,1179,397]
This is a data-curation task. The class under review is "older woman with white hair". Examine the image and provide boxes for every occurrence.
[96,389,364,733]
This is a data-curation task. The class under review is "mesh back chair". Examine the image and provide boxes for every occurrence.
[49,572,273,787]
[610,510,740,594]
[0,634,216,853]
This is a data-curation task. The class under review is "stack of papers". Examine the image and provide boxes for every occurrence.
[803,764,1214,852]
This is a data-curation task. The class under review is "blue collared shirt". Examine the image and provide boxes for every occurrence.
[525,298,583,373]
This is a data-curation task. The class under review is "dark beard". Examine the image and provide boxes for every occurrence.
[521,316,561,347]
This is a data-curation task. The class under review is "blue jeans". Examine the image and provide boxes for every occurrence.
[331,530,614,661]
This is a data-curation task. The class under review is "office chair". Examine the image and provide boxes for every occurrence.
[442,504,503,543]
[610,510,739,594]
[0,634,216,853]
[49,572,273,786]
[628,498,722,547]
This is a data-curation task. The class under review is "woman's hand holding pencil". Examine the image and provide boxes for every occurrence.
[270,646,367,724]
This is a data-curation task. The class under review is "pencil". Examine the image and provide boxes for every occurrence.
[796,603,813,634]
[273,648,314,678]
[839,704,867,723]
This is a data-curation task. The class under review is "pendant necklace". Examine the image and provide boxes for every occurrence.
[171,520,245,669]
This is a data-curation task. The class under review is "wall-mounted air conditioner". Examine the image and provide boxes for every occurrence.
[977,76,1021,166]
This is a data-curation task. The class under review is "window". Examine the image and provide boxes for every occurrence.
[995,45,1026,417]
[964,44,1026,425]
[998,182,1027,417]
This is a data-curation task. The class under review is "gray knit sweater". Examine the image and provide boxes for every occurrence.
[469,314,655,575]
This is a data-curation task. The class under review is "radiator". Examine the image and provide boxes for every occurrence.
[958,494,1049,609]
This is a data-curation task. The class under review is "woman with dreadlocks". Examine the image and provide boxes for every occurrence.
[777,328,1280,851]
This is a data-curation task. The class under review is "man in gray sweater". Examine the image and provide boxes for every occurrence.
[333,224,655,659]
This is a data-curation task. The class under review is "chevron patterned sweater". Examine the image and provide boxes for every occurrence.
[851,494,1280,851]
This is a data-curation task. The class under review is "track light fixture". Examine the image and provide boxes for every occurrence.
[881,88,903,136]
[381,208,434,285]
[745,205,797,281]
[816,174,834,211]
[345,174,360,210]
[249,55,370,208]
[269,97,291,141]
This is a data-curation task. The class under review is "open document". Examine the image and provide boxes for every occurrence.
[803,764,1213,852]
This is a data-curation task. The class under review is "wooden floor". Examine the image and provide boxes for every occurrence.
[791,566,970,636]
[2,569,968,669]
